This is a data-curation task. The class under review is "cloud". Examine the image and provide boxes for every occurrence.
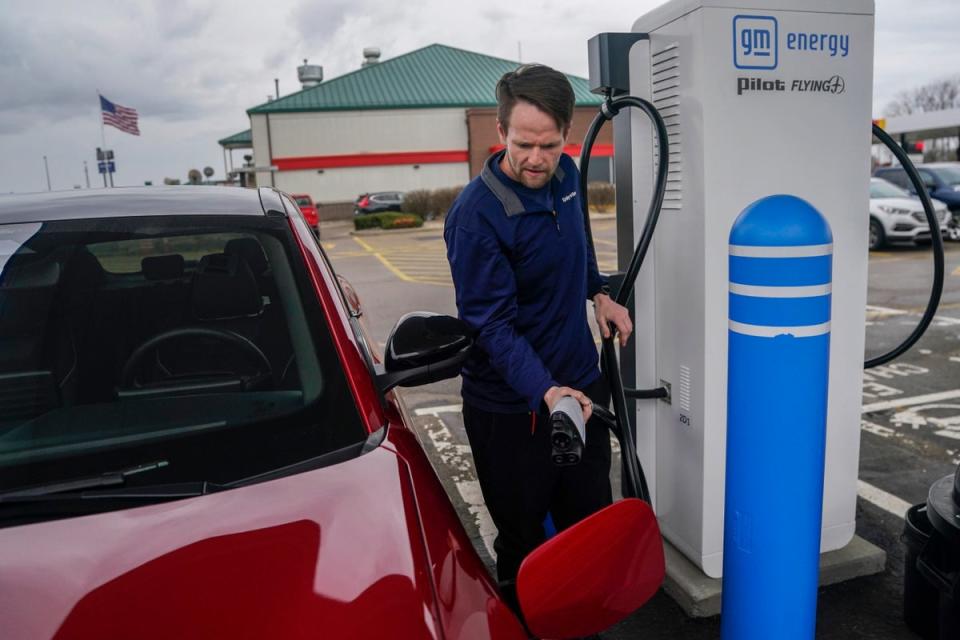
[155,0,215,40]
[0,0,958,193]
[291,0,355,42]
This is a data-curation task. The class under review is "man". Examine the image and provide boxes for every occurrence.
[443,64,632,614]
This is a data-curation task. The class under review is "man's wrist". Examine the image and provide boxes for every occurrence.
[537,381,560,413]
[592,291,612,305]
[544,385,560,404]
[591,283,612,302]
[587,280,610,300]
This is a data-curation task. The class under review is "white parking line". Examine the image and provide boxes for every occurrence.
[865,304,908,316]
[857,480,912,519]
[414,404,463,416]
[862,389,960,413]
[416,407,496,559]
[860,419,895,439]
[865,304,960,327]
[455,480,498,559]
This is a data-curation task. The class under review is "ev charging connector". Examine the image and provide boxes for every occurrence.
[550,396,587,466]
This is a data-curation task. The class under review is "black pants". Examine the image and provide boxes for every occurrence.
[463,377,613,589]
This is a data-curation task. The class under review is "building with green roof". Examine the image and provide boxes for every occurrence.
[217,129,253,185]
[218,129,252,148]
[245,44,612,217]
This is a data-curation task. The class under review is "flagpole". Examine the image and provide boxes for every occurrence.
[97,90,108,188]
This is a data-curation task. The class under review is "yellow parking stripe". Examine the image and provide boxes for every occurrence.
[327,250,371,258]
[352,236,453,286]
[352,236,417,283]
[352,229,620,289]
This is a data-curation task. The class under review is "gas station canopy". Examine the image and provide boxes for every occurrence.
[882,108,960,143]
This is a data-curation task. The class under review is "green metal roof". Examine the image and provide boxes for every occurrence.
[247,44,602,115]
[218,129,252,147]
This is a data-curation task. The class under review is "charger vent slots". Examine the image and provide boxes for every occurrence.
[650,41,682,211]
[678,365,692,413]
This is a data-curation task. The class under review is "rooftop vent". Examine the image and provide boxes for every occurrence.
[298,59,323,89]
[362,47,381,68]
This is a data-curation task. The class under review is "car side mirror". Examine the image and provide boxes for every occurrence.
[516,498,665,639]
[375,312,472,393]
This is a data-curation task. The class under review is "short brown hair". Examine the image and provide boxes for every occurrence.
[495,64,575,133]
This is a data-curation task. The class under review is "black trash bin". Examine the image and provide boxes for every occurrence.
[922,466,960,640]
[903,503,940,639]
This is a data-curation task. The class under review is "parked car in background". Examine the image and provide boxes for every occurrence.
[868,177,950,249]
[873,163,960,235]
[354,191,404,215]
[290,193,319,231]
[0,187,663,639]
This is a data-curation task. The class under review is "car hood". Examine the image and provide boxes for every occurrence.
[870,196,947,212]
[0,445,441,640]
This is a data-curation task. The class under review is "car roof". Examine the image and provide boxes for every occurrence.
[0,186,284,224]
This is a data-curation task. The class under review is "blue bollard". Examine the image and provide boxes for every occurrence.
[721,195,833,640]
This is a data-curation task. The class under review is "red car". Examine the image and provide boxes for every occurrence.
[291,193,319,230]
[0,187,662,639]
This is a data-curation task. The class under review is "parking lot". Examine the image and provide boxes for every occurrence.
[323,216,960,639]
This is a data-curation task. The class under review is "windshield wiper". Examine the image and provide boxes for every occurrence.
[0,460,170,501]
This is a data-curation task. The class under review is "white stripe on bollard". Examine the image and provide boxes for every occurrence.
[729,283,832,298]
[728,320,831,338]
[729,243,833,258]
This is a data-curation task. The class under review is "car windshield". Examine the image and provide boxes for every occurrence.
[928,166,960,186]
[294,196,311,207]
[0,213,366,503]
[870,180,910,199]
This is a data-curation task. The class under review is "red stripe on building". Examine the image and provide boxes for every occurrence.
[273,150,469,171]
[487,143,614,157]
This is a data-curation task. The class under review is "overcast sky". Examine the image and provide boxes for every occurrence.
[1,0,956,194]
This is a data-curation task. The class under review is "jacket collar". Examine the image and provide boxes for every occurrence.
[480,151,566,217]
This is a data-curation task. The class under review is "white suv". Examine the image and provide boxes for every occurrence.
[869,177,950,250]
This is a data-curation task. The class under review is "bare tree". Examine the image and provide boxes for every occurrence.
[884,76,960,117]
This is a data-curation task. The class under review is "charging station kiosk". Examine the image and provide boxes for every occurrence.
[606,0,876,578]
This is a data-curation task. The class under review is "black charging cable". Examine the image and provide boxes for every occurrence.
[866,124,945,368]
[579,95,669,503]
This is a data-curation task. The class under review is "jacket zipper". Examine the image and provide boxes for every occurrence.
[552,210,560,234]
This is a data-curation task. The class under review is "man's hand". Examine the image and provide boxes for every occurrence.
[544,385,593,422]
[593,293,633,347]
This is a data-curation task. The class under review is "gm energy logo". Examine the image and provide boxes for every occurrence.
[734,15,777,70]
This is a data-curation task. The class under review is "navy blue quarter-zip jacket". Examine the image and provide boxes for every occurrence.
[444,151,608,413]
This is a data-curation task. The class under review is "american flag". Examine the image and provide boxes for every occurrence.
[100,95,140,136]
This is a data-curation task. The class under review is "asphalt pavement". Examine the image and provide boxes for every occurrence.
[322,216,960,639]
